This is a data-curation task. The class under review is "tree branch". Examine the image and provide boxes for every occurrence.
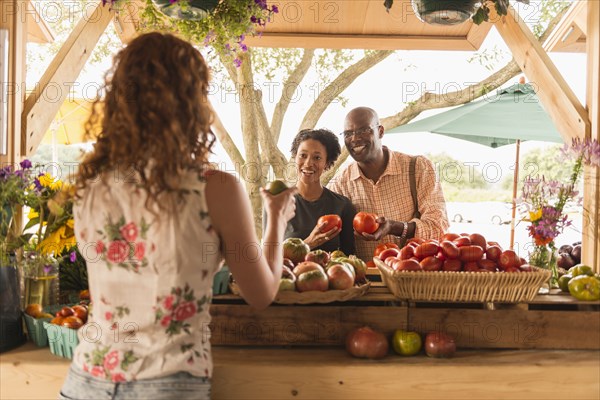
[300,50,394,130]
[271,49,315,142]
[208,100,245,171]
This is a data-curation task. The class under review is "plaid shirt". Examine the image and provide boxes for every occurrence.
[328,148,449,261]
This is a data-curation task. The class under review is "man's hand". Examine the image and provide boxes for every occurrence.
[355,216,393,241]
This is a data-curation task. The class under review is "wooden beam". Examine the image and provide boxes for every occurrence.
[543,1,586,53]
[25,0,54,44]
[582,0,600,271]
[0,0,27,165]
[244,33,479,51]
[112,0,142,44]
[21,0,113,156]
[494,5,590,143]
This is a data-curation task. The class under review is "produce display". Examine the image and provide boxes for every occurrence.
[279,239,368,293]
[345,326,457,360]
[557,264,600,301]
[379,232,532,273]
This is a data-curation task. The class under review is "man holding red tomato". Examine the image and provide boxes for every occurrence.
[328,107,449,261]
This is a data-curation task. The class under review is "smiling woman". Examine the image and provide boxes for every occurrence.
[279,128,356,255]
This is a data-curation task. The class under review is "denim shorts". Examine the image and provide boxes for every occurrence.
[58,364,211,400]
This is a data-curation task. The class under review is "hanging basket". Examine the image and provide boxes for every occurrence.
[151,0,220,21]
[412,0,482,25]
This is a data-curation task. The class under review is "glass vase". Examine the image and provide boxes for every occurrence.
[528,242,558,294]
[20,251,60,309]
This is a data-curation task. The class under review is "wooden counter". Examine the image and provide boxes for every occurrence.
[2,342,600,400]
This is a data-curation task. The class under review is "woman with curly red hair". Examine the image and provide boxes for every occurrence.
[59,32,296,399]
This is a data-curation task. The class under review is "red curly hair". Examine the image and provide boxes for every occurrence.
[76,32,215,210]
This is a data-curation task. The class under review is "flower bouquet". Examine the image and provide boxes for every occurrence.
[520,138,600,289]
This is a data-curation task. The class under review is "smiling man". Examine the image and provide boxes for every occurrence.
[328,106,449,261]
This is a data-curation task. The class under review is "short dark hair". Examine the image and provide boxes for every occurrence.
[290,128,342,169]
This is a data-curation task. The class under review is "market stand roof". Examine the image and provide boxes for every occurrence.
[243,0,493,50]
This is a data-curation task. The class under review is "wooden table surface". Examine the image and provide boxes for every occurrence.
[2,342,599,399]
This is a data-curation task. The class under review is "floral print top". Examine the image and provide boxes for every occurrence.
[72,170,221,381]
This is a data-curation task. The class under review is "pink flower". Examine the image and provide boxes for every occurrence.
[111,373,126,382]
[163,295,175,310]
[90,365,105,378]
[82,363,89,372]
[134,242,145,260]
[95,240,105,254]
[160,315,172,327]
[103,350,120,371]
[120,222,138,242]
[174,301,197,321]
[105,311,113,321]
[106,240,129,264]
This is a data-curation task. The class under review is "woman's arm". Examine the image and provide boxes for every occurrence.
[205,171,296,310]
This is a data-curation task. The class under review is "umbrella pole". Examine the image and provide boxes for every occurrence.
[510,139,521,250]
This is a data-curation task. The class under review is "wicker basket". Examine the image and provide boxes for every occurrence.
[374,257,551,303]
[230,281,370,304]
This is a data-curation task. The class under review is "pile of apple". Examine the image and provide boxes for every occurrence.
[280,238,367,292]
[379,232,533,273]
[49,304,89,329]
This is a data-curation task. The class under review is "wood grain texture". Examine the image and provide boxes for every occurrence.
[2,344,599,400]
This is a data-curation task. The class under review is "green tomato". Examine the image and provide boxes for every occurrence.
[567,264,594,277]
[558,274,572,293]
[265,180,288,195]
[568,275,600,301]
[392,330,422,356]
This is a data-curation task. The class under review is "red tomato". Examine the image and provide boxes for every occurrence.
[442,259,462,272]
[374,242,400,258]
[420,256,442,271]
[393,259,422,272]
[414,243,439,260]
[458,245,484,263]
[440,240,460,259]
[353,212,379,234]
[453,237,472,247]
[378,248,401,262]
[399,246,415,260]
[345,326,389,359]
[317,214,342,232]
[469,233,487,251]
[441,232,460,242]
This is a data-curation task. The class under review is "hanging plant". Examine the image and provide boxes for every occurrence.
[384,0,530,25]
[103,0,279,66]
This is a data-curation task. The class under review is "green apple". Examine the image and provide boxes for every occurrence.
[392,329,422,356]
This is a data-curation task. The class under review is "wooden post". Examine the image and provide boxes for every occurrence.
[583,0,600,271]
[0,0,26,165]
[21,0,114,156]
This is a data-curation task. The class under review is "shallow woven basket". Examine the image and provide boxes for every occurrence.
[230,281,370,304]
[374,257,551,303]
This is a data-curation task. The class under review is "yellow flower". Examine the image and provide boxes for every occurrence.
[38,173,63,191]
[28,208,39,220]
[529,208,542,222]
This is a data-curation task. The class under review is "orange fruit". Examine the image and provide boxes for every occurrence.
[25,304,43,318]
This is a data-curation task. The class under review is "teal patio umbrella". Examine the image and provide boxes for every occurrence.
[387,83,564,248]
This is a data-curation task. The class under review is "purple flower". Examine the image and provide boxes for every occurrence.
[33,178,43,191]
[250,15,258,23]
[240,44,248,52]
[43,264,53,274]
[233,58,242,68]
[19,159,32,169]
[70,251,77,263]
[271,5,279,13]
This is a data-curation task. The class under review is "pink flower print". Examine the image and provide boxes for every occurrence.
[163,295,175,310]
[174,301,197,321]
[105,311,113,321]
[111,373,126,382]
[83,363,89,372]
[151,243,156,252]
[134,242,145,260]
[107,240,129,264]
[103,350,120,371]
[96,240,105,254]
[111,322,118,330]
[90,365,105,378]
[161,315,172,327]
[120,222,138,242]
